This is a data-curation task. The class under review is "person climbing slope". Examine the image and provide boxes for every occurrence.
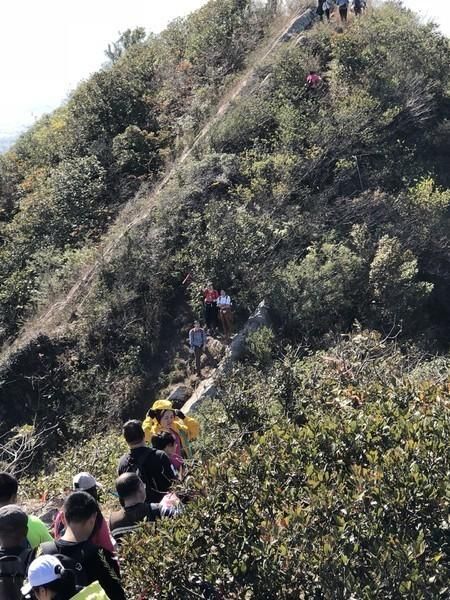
[38,492,125,600]
[21,555,78,600]
[0,472,52,550]
[306,71,323,89]
[189,320,207,377]
[143,399,199,475]
[203,282,219,333]
[0,505,34,600]
[53,472,115,554]
[118,420,175,503]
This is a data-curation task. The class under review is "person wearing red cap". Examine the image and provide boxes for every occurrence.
[53,472,115,554]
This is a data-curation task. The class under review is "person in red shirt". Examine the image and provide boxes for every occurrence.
[203,282,219,333]
[306,71,322,89]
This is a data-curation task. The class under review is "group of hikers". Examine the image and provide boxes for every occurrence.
[188,283,234,378]
[0,401,200,599]
[317,0,366,22]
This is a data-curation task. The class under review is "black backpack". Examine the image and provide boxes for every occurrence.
[39,540,97,590]
[0,547,34,600]
[124,449,154,492]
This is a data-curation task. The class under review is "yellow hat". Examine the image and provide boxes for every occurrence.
[151,399,173,411]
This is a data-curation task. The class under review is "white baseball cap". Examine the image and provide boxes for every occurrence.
[21,555,63,595]
[72,472,102,491]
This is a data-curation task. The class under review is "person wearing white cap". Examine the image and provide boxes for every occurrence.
[21,555,76,599]
[53,473,115,554]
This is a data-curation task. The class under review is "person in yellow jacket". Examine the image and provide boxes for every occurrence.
[142,400,199,474]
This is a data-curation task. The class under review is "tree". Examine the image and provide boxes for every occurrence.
[105,27,146,63]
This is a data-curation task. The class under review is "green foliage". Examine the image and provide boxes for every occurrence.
[244,325,275,367]
[273,239,365,335]
[369,235,432,323]
[121,343,450,598]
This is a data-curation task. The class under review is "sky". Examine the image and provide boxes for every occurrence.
[0,0,449,138]
[0,0,208,137]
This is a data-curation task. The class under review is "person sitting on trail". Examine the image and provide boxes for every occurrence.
[118,420,175,503]
[336,0,349,21]
[217,290,233,340]
[203,282,219,333]
[0,472,52,550]
[189,320,207,377]
[109,473,177,543]
[53,472,115,554]
[151,432,180,478]
[21,554,77,600]
[143,400,199,474]
[306,71,322,89]
[0,505,34,599]
[38,492,125,600]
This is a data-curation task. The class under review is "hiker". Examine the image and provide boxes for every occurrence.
[53,472,115,554]
[336,0,349,21]
[109,473,175,543]
[217,289,233,340]
[306,71,323,89]
[0,505,34,600]
[203,282,219,333]
[151,432,180,477]
[21,555,77,600]
[143,400,199,473]
[352,0,364,16]
[38,492,125,600]
[118,420,175,503]
[0,472,52,549]
[189,320,207,377]
[316,0,325,21]
[323,0,332,21]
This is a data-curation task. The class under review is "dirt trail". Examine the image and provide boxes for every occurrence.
[0,7,314,365]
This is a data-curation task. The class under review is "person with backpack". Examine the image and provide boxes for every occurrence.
[38,492,125,600]
[21,554,77,599]
[53,473,115,554]
[143,400,200,474]
[0,505,34,600]
[0,472,52,550]
[118,420,175,503]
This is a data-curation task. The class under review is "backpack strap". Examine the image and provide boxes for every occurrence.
[38,541,59,556]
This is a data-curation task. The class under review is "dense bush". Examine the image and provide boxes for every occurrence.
[121,336,450,598]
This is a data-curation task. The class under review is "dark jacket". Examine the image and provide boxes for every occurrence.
[117,446,175,503]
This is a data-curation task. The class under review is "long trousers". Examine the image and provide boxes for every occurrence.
[339,6,348,20]
[204,303,218,330]
[193,346,202,375]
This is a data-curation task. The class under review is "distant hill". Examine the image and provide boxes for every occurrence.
[0,133,18,154]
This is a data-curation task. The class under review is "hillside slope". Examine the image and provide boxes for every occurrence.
[1,2,449,598]
[1,0,450,444]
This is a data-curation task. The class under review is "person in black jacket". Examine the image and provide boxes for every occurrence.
[38,492,125,600]
[118,420,175,503]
